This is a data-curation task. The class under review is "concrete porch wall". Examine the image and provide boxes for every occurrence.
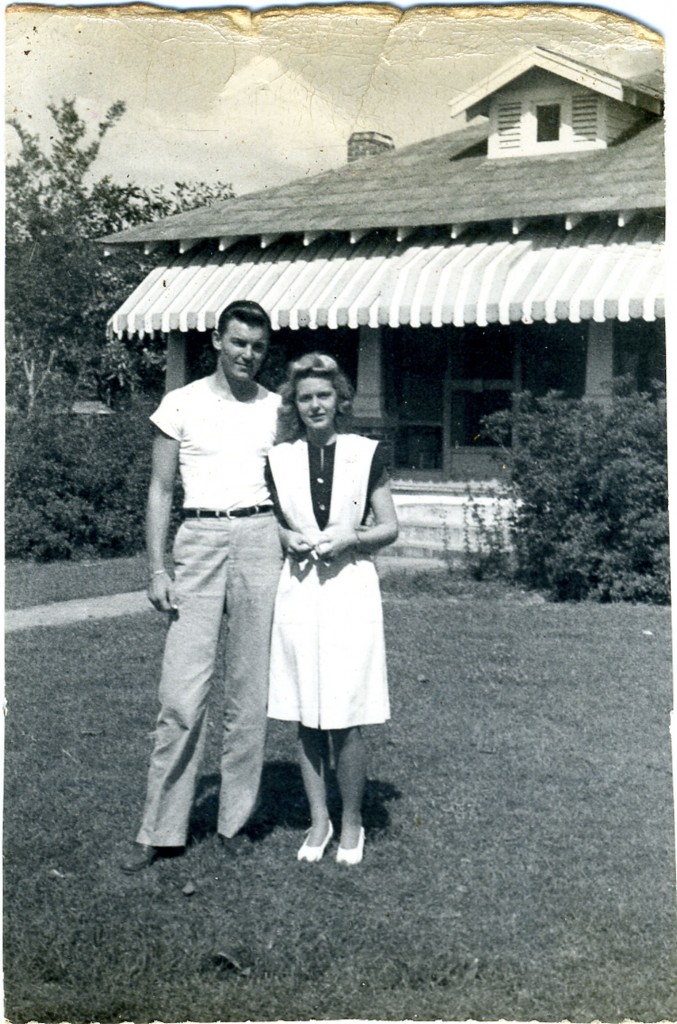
[388,480,515,560]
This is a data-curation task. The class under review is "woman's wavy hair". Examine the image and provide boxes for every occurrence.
[276,352,354,442]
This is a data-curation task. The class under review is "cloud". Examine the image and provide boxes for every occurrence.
[6,3,663,197]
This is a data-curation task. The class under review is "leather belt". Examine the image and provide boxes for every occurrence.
[183,505,274,520]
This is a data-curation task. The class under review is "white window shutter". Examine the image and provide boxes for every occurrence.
[496,100,522,150]
[572,93,598,142]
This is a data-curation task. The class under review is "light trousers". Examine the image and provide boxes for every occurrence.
[136,513,283,847]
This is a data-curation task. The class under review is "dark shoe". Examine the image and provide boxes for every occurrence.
[218,833,254,859]
[120,843,159,874]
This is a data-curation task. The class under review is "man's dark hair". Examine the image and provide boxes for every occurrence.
[215,300,272,336]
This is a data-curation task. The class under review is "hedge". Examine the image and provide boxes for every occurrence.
[5,402,169,561]
[482,381,670,603]
[7,383,670,606]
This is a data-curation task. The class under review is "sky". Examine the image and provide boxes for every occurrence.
[4,1,667,196]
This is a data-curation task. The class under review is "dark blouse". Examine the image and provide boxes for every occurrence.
[266,440,387,530]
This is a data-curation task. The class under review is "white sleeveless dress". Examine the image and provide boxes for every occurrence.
[267,434,390,730]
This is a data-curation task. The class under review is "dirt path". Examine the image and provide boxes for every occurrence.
[5,591,151,632]
[5,556,447,632]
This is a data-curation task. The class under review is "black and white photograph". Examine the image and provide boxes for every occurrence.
[4,1,673,1021]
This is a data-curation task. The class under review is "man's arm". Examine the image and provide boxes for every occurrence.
[146,429,180,612]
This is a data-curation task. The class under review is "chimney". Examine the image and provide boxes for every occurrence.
[347,131,395,163]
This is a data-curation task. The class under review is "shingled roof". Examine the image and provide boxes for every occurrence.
[103,116,664,248]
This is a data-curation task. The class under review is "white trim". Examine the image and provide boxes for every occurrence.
[108,220,665,338]
[449,45,662,120]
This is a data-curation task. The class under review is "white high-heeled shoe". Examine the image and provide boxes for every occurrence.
[297,821,334,862]
[336,826,365,866]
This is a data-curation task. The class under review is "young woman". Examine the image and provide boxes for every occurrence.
[266,352,398,866]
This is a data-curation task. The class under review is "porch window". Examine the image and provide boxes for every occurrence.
[520,322,587,397]
[275,326,358,388]
[613,320,666,392]
[449,326,514,447]
[384,321,590,480]
[394,425,443,471]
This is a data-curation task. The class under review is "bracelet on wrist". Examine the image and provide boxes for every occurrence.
[149,568,167,578]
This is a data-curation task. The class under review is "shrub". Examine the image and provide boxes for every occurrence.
[5,400,179,562]
[462,488,514,581]
[482,381,669,603]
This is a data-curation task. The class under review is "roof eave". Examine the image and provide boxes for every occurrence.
[101,199,665,249]
[450,45,663,120]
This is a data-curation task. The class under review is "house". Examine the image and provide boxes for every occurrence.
[104,46,664,549]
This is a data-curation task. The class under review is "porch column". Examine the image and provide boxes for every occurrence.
[165,330,187,393]
[352,326,385,426]
[584,320,614,408]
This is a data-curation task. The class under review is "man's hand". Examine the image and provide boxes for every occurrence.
[314,526,357,562]
[146,431,179,613]
[148,569,178,613]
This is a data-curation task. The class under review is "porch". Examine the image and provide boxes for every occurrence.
[388,479,513,561]
[108,216,665,556]
[109,216,665,483]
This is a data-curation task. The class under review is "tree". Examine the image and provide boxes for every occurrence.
[6,99,234,411]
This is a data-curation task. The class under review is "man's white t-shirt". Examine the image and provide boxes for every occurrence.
[150,375,281,511]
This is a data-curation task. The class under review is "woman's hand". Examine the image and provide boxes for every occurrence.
[314,526,358,562]
[148,569,178,613]
[285,530,315,560]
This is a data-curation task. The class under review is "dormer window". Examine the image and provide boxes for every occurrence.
[536,103,561,142]
[527,95,567,152]
[452,46,662,161]
[488,88,607,158]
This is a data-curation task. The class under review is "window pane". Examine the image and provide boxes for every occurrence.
[536,103,561,142]
[450,389,512,447]
[520,322,586,397]
[274,326,358,387]
[614,320,666,392]
[388,326,446,422]
[394,425,443,470]
[452,325,514,379]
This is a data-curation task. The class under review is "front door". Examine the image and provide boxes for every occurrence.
[385,324,513,480]
[387,325,446,474]
[447,324,514,479]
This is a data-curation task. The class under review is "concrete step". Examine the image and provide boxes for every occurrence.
[389,540,449,560]
[395,522,464,543]
[376,553,449,574]
[390,491,514,557]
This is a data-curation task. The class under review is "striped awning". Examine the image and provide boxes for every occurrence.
[108,215,664,339]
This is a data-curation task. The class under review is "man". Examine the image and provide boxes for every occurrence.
[121,300,283,873]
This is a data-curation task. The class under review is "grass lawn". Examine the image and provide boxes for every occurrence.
[5,555,148,610]
[4,580,676,1023]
